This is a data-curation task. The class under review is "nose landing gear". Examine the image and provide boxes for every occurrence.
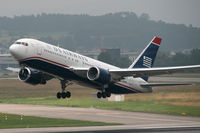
[57,80,71,99]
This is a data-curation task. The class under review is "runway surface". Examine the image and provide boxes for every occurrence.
[0,104,200,133]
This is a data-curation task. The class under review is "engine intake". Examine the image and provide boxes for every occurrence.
[87,67,111,84]
[18,67,46,85]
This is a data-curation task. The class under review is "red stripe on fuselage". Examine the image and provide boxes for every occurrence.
[18,57,70,68]
[115,82,143,93]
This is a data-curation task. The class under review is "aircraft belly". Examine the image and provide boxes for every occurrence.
[19,57,102,89]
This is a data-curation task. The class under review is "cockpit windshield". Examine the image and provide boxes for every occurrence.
[14,42,28,46]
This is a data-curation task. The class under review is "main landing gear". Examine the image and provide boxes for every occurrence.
[57,80,71,99]
[96,91,111,99]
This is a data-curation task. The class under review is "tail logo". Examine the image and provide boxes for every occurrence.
[143,56,152,68]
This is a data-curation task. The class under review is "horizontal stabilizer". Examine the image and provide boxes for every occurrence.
[141,83,192,87]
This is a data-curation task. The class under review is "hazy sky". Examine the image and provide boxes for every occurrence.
[0,0,200,27]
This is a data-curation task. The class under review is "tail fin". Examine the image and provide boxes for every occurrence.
[129,36,162,81]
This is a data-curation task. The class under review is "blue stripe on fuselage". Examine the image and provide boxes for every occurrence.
[20,57,140,94]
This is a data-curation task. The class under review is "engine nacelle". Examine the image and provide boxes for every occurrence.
[87,67,111,84]
[18,67,46,85]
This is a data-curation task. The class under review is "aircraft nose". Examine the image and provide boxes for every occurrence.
[9,44,22,60]
[9,44,16,55]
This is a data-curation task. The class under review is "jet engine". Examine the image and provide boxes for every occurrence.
[87,67,111,84]
[18,67,46,85]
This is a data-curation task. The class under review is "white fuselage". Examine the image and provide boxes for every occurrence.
[9,38,152,94]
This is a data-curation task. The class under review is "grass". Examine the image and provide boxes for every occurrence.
[0,113,119,129]
[0,98,200,117]
[0,78,200,117]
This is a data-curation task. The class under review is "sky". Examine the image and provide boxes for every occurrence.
[0,0,200,27]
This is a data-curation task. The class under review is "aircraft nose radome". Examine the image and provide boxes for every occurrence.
[9,44,20,60]
[9,44,16,55]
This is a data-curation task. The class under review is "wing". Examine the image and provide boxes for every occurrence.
[109,65,200,79]
[70,65,200,82]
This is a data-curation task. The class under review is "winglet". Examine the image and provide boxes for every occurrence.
[152,36,162,45]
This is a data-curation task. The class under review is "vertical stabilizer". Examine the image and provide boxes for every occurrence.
[129,36,162,81]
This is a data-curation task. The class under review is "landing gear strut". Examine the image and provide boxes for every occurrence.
[57,80,71,99]
[96,91,111,99]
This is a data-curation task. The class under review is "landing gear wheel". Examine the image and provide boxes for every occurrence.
[57,92,61,99]
[61,92,67,99]
[106,92,111,97]
[97,92,102,99]
[57,80,72,99]
[66,91,71,98]
[102,92,107,98]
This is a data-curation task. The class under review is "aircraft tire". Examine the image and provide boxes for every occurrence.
[102,92,107,98]
[97,92,102,99]
[61,92,67,99]
[106,92,111,97]
[66,91,71,98]
[57,92,62,99]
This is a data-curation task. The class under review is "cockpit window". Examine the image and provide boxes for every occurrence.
[15,42,21,44]
[22,42,28,46]
[15,42,28,46]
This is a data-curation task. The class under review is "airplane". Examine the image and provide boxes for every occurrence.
[9,36,200,99]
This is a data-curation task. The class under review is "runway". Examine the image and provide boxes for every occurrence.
[0,126,200,133]
[0,104,200,133]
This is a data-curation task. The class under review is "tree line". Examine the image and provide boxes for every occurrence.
[0,12,200,52]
